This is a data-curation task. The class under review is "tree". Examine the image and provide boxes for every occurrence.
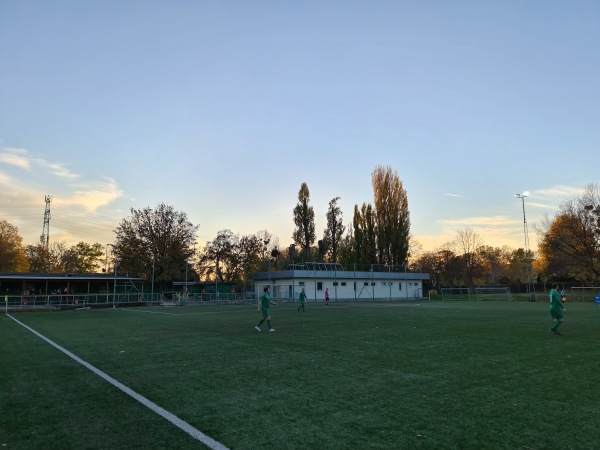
[477,245,508,285]
[114,203,198,288]
[452,227,483,288]
[407,234,424,269]
[238,234,265,276]
[0,219,28,271]
[335,229,355,268]
[352,203,377,267]
[62,242,105,273]
[538,183,600,284]
[292,182,316,260]
[26,243,59,273]
[508,248,536,290]
[322,196,345,263]
[372,165,410,267]
[198,229,238,282]
[413,250,439,288]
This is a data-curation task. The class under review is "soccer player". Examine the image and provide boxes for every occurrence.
[325,288,329,305]
[549,283,566,335]
[297,288,307,312]
[560,286,566,303]
[255,287,276,332]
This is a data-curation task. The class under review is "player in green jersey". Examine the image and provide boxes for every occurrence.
[255,287,277,332]
[549,283,566,335]
[297,288,307,312]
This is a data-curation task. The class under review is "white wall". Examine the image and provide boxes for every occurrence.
[256,277,423,302]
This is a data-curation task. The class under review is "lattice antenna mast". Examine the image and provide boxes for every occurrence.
[40,195,52,249]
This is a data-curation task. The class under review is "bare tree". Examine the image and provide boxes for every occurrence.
[452,227,483,288]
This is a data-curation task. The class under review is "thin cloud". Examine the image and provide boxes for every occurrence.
[0,147,31,169]
[532,185,584,199]
[440,215,518,227]
[57,178,124,212]
[0,147,79,179]
[444,193,463,198]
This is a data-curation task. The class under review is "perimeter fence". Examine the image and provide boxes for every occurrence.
[1,292,254,312]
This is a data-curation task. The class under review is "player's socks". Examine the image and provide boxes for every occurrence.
[257,319,265,327]
[267,320,272,329]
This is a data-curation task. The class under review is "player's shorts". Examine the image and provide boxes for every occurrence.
[550,308,564,320]
[261,307,270,318]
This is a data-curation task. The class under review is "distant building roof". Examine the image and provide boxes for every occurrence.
[0,272,141,281]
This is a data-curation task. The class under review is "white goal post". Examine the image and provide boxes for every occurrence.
[441,287,472,302]
[569,287,600,302]
[475,287,513,302]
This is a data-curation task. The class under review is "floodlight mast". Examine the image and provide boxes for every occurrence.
[515,194,535,298]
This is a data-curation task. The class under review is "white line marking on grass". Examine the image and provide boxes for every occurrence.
[119,308,179,315]
[351,303,421,308]
[6,314,230,450]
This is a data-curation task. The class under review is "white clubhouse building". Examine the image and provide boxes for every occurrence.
[250,262,430,303]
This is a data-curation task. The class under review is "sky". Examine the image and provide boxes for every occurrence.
[1,1,599,255]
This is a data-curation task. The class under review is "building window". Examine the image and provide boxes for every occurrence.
[341,282,346,286]
[299,281,305,286]
[399,283,402,290]
[333,282,338,286]
[364,282,369,286]
[317,282,323,291]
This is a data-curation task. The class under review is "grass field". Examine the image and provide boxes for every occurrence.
[2,300,600,449]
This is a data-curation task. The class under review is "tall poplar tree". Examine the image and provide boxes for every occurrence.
[372,165,410,267]
[352,203,377,267]
[292,182,316,260]
[322,196,345,263]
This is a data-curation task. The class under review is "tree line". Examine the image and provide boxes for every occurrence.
[1,170,599,291]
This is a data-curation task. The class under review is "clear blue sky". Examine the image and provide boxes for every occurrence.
[1,1,598,253]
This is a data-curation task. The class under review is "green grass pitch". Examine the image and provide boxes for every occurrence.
[2,301,600,449]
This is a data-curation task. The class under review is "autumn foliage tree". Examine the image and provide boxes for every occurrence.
[538,184,600,285]
[372,165,410,267]
[0,219,28,271]
[292,182,316,261]
[114,203,198,288]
